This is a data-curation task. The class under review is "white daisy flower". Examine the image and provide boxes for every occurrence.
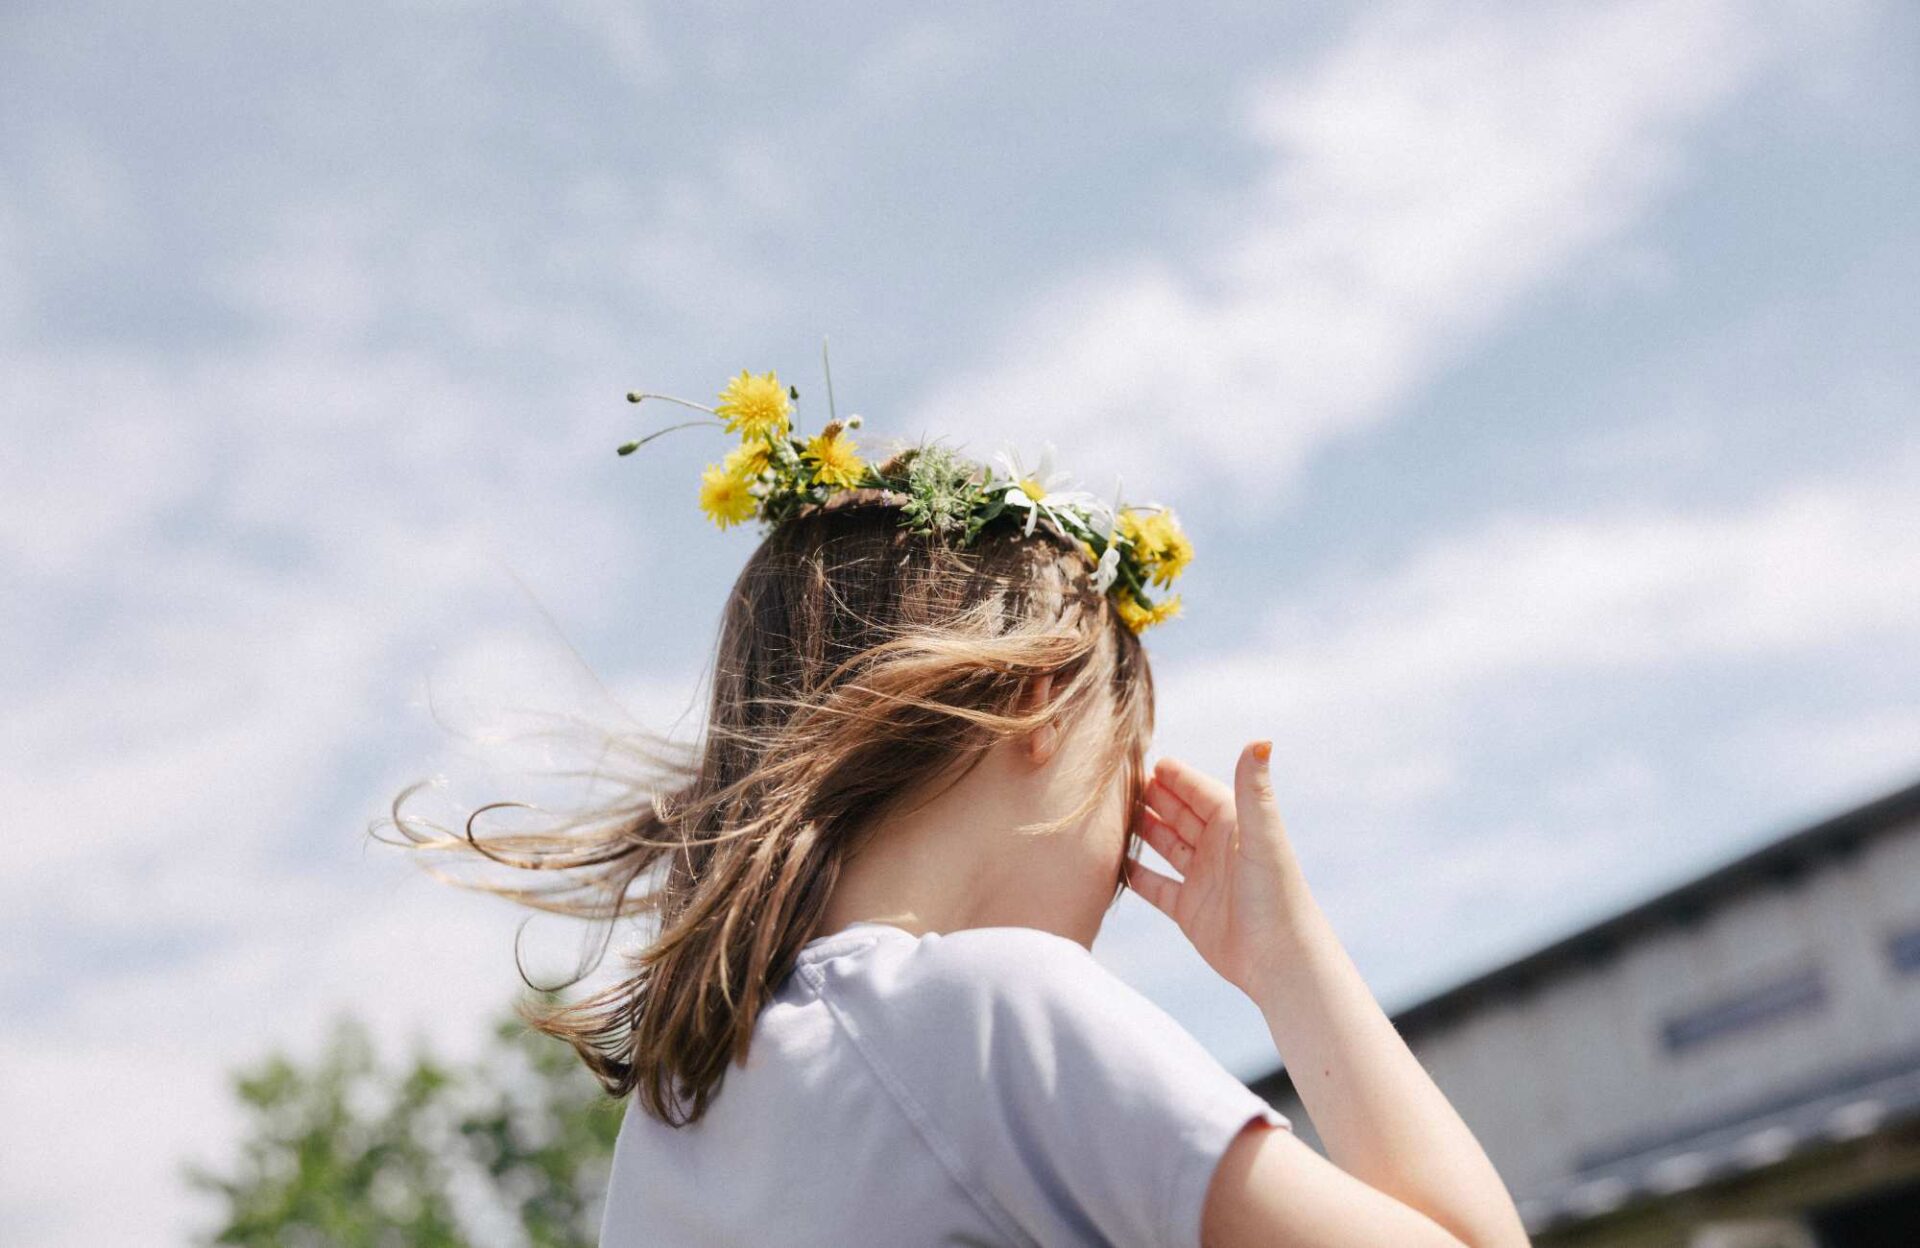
[1092,543,1121,593]
[995,444,1069,498]
[995,444,1095,536]
[1082,478,1125,542]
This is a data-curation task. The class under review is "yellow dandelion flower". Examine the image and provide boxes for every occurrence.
[1120,508,1193,587]
[1114,592,1153,633]
[803,427,865,490]
[1114,589,1183,634]
[715,370,792,439]
[1144,515,1192,587]
[723,439,771,479]
[698,463,758,529]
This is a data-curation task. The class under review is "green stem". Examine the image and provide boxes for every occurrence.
[616,417,726,456]
[821,337,838,424]
[625,392,720,415]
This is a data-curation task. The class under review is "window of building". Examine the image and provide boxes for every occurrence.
[1660,967,1827,1055]
[1889,924,1920,976]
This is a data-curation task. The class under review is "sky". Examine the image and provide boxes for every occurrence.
[3,0,1918,1242]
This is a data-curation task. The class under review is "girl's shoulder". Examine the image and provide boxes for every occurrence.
[898,922,1104,987]
[797,921,1124,1019]
[791,921,1285,1248]
[794,920,1233,1084]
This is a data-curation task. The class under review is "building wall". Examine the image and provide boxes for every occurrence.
[1265,810,1920,1210]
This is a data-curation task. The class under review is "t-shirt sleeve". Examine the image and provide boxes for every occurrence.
[870,928,1289,1248]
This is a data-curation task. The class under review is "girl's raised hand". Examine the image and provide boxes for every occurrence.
[1134,743,1535,1248]
[1127,741,1303,1001]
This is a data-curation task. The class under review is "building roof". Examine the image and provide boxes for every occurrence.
[1523,1037,1920,1231]
[1250,776,1920,1101]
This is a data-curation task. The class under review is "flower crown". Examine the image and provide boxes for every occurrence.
[617,365,1191,632]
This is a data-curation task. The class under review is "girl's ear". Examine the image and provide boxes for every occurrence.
[1022,672,1061,766]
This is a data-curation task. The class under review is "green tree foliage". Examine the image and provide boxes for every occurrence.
[189,1009,622,1247]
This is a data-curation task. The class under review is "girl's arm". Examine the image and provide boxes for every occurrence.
[1128,743,1531,1248]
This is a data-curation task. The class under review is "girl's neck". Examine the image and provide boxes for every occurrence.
[819,736,1124,950]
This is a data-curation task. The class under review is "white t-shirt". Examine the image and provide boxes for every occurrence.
[599,921,1287,1247]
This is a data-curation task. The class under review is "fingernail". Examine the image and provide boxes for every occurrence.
[1251,740,1272,763]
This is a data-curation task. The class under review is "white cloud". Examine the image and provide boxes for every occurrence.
[558,0,673,94]
[1713,703,1920,807]
[1083,453,1920,1065]
[1132,451,1920,995]
[0,201,29,336]
[17,119,142,257]
[214,200,388,343]
[1157,449,1920,796]
[0,256,696,1236]
[910,0,1868,497]
[851,17,979,112]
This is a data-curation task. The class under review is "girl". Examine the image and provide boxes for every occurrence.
[397,376,1529,1247]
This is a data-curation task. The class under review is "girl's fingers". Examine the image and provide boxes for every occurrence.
[1135,806,1194,873]
[1232,739,1280,832]
[1142,778,1206,846]
[1124,857,1181,917]
[1152,756,1234,828]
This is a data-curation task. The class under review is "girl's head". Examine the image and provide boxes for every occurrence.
[398,488,1155,1124]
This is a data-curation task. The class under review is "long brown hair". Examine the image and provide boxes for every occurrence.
[384,495,1155,1125]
